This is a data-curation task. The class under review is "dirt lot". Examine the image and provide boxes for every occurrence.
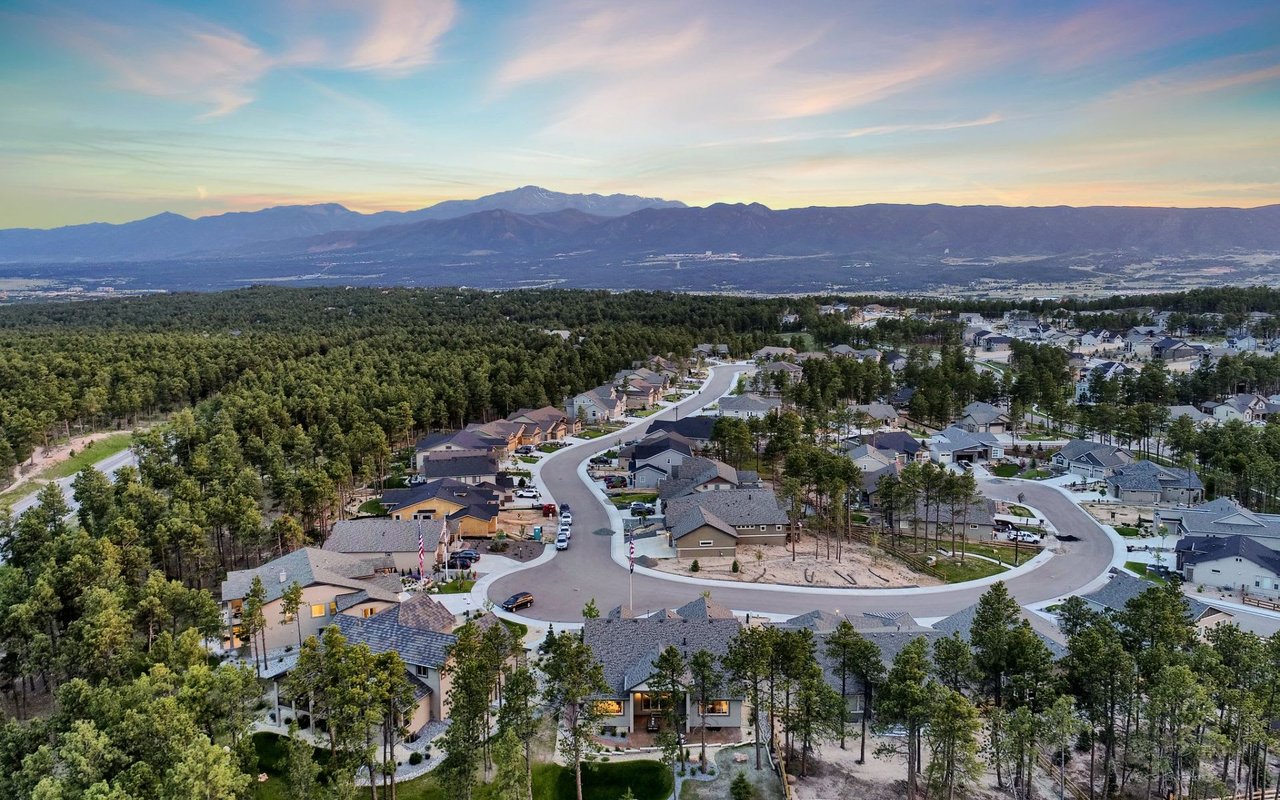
[461,537,544,563]
[496,508,544,537]
[1082,502,1152,528]
[651,533,941,589]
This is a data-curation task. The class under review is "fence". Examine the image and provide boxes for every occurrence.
[1242,595,1280,612]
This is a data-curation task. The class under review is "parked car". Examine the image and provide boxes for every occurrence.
[623,439,639,447]
[453,549,480,562]
[555,533,569,551]
[589,455,612,465]
[515,445,535,455]
[407,474,426,486]
[630,501,656,515]
[559,503,571,513]
[514,488,540,499]
[501,592,534,611]
[558,523,572,539]
[1006,531,1041,543]
[445,556,474,570]
[559,511,573,525]
[604,476,628,489]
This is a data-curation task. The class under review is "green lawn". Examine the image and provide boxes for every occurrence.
[663,393,684,402]
[1125,561,1167,585]
[991,464,1020,478]
[932,556,1008,583]
[632,408,662,417]
[254,731,671,800]
[1007,504,1034,518]
[537,443,565,453]
[1114,525,1142,538]
[610,491,658,508]
[777,332,815,351]
[851,513,869,524]
[962,543,1037,566]
[357,499,386,515]
[507,469,532,478]
[578,428,609,439]
[1020,469,1053,480]
[518,455,540,464]
[433,578,475,594]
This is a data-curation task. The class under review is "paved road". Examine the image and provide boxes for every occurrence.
[6,447,138,518]
[488,365,1121,623]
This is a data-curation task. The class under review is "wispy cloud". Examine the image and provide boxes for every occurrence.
[27,0,459,117]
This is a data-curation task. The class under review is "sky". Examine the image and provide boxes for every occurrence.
[1,0,1279,228]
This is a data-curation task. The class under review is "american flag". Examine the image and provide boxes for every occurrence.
[628,538,635,573]
[417,523,425,580]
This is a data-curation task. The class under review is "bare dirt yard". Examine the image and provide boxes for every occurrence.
[651,533,941,589]
[1082,501,1152,528]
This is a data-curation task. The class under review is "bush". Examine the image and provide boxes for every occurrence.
[690,560,700,573]
[731,559,740,573]
[730,771,754,800]
[408,752,423,766]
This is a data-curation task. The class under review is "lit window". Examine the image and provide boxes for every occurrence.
[310,604,326,618]
[328,601,338,615]
[595,700,624,715]
[699,700,730,716]
[363,607,376,618]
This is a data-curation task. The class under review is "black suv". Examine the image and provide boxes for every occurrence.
[501,592,534,611]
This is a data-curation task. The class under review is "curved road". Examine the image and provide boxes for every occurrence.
[488,365,1119,622]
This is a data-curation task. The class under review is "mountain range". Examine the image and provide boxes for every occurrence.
[1,187,1278,295]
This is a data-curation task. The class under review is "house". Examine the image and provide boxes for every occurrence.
[322,518,457,575]
[829,344,857,357]
[928,426,1004,465]
[1080,329,1121,349]
[759,360,804,381]
[1051,440,1134,480]
[963,327,991,347]
[888,386,916,408]
[848,403,900,429]
[896,496,1000,541]
[1167,405,1210,426]
[220,548,403,651]
[956,401,1010,434]
[1225,335,1258,353]
[333,595,507,737]
[1152,337,1200,362]
[752,346,797,361]
[415,429,508,468]
[628,433,695,489]
[1200,393,1280,425]
[1176,535,1280,598]
[664,489,790,558]
[1074,361,1134,403]
[417,451,500,485]
[880,351,908,372]
[1077,570,1230,633]
[506,406,579,441]
[693,343,730,358]
[657,456,758,503]
[583,600,744,737]
[857,430,929,463]
[843,443,899,474]
[620,378,665,410]
[1106,461,1203,505]
[1124,329,1160,358]
[853,348,882,363]
[379,479,500,536]
[1157,498,1280,552]
[568,385,627,424]
[717,393,781,419]
[982,335,1014,353]
[646,416,716,448]
[957,313,988,327]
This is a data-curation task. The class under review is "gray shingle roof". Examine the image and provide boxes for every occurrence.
[670,506,739,542]
[674,596,736,621]
[1079,570,1216,623]
[1056,440,1133,469]
[932,602,1067,659]
[960,402,1008,425]
[719,394,781,413]
[658,457,743,500]
[583,615,743,695]
[221,548,402,605]
[664,489,790,535]
[334,610,456,669]
[1177,534,1280,574]
[419,453,498,480]
[380,479,498,513]
[324,518,447,556]
[1107,460,1201,492]
[647,417,717,442]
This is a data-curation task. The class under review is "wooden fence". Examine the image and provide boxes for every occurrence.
[1242,595,1280,613]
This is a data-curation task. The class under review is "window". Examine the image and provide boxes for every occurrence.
[759,525,766,531]
[776,525,783,531]
[328,601,338,615]
[414,664,431,677]
[362,607,376,618]
[700,700,730,716]
[699,540,714,547]
[595,700,624,716]
[310,604,326,618]
[636,693,666,712]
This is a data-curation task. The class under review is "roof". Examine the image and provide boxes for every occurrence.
[647,416,717,442]
[381,478,498,512]
[1055,440,1134,470]
[670,506,740,542]
[864,430,922,455]
[1079,570,1217,622]
[850,403,899,422]
[324,518,448,555]
[932,602,1067,659]
[1167,405,1208,423]
[780,610,924,634]
[761,361,804,375]
[418,453,498,480]
[335,608,457,669]
[960,402,1008,425]
[931,425,1001,454]
[1177,534,1280,575]
[1107,460,1201,492]
[674,596,736,621]
[844,444,897,469]
[631,436,693,462]
[221,548,402,605]
[582,612,743,695]
[506,406,569,428]
[753,346,797,359]
[658,456,744,500]
[664,488,790,535]
[718,394,781,413]
[1161,498,1280,543]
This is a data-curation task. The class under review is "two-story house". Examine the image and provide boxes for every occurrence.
[322,518,457,575]
[568,385,627,424]
[379,479,499,536]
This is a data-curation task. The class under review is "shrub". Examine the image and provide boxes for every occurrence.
[731,560,740,573]
[730,771,754,800]
[408,752,423,766]
[690,560,700,573]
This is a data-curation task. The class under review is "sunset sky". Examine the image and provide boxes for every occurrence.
[2,0,1278,227]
